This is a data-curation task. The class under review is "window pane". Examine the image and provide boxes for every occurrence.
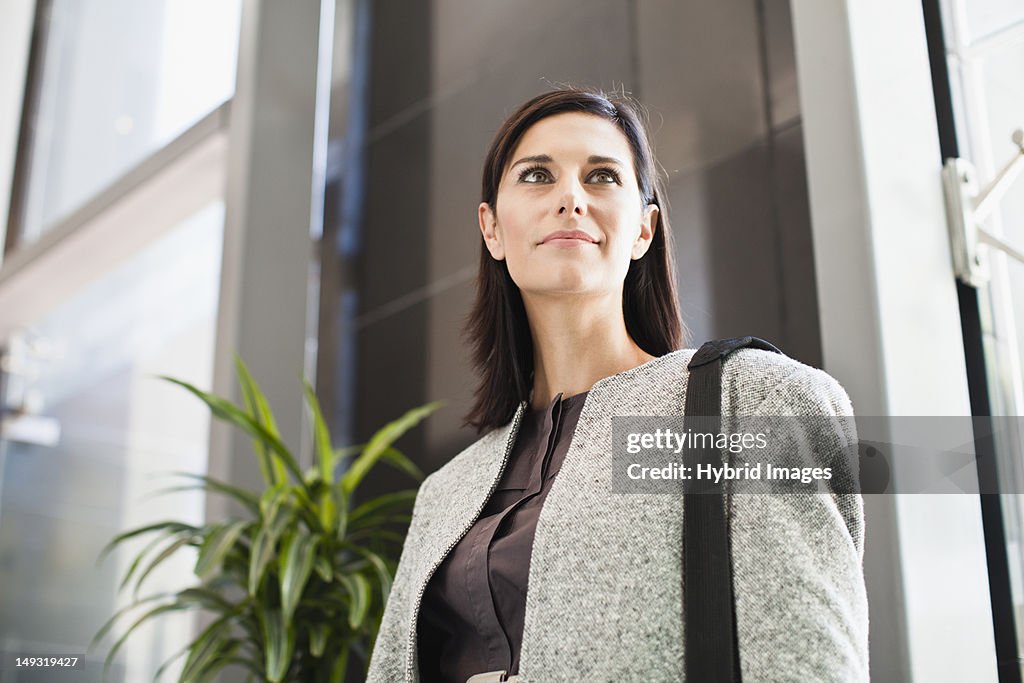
[0,201,224,681]
[17,0,241,247]
[963,2,1024,45]
[976,37,1024,224]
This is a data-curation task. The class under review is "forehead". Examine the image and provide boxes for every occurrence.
[510,112,633,163]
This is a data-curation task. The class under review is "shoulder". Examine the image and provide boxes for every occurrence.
[718,347,855,417]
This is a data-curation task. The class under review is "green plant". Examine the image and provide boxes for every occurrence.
[90,355,441,682]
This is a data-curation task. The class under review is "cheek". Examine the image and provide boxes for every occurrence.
[600,206,642,246]
[495,207,534,251]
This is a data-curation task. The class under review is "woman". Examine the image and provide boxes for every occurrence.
[365,87,868,683]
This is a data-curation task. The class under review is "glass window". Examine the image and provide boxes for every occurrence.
[0,201,224,681]
[962,0,1024,44]
[940,2,1024,665]
[14,0,241,247]
[948,25,1024,416]
[975,39,1024,223]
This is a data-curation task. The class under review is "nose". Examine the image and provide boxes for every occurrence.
[557,177,586,217]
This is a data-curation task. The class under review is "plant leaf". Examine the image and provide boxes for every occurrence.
[176,612,251,683]
[314,555,333,583]
[288,485,323,530]
[302,379,336,485]
[340,401,443,496]
[157,376,304,485]
[329,642,349,683]
[345,528,407,545]
[258,482,291,523]
[195,520,250,579]
[298,594,348,614]
[152,640,191,682]
[146,602,249,683]
[174,587,237,614]
[89,592,175,654]
[339,543,393,604]
[102,601,196,681]
[302,465,319,487]
[179,611,238,682]
[133,536,194,599]
[269,495,297,537]
[378,446,425,482]
[248,525,275,598]
[118,529,184,593]
[332,480,349,541]
[162,471,260,515]
[248,494,295,596]
[259,608,295,683]
[192,641,243,683]
[97,521,198,565]
[308,621,330,658]
[334,444,363,468]
[203,654,262,682]
[234,354,287,486]
[278,532,321,624]
[346,512,413,535]
[337,573,371,630]
[303,380,341,534]
[347,490,417,527]
[335,558,370,576]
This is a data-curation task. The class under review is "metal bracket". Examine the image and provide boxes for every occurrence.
[943,129,1024,287]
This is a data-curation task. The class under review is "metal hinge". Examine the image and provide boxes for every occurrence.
[943,128,1024,287]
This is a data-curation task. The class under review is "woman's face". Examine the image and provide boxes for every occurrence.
[479,112,658,299]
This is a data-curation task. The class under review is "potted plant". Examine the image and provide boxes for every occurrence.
[90,355,440,682]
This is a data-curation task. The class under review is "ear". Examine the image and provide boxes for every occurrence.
[478,202,505,260]
[631,203,659,260]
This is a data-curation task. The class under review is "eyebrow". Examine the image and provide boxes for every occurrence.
[509,154,625,169]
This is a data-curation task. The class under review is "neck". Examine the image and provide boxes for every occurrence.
[522,290,657,411]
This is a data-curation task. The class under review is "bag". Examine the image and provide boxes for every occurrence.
[683,336,783,683]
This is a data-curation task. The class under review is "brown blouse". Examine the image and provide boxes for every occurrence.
[416,390,589,683]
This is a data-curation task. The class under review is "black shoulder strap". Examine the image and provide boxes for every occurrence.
[683,336,783,682]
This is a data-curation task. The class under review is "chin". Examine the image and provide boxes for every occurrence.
[529,275,598,295]
[511,262,609,295]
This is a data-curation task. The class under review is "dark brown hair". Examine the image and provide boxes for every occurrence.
[462,86,686,433]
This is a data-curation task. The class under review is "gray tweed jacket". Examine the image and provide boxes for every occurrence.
[365,348,869,682]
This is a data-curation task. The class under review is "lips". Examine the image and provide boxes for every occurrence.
[540,230,598,244]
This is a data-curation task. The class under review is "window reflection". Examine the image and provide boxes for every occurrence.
[0,201,224,681]
[17,0,241,247]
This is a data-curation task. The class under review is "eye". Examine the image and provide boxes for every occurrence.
[590,167,621,184]
[515,165,622,185]
[518,165,551,183]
